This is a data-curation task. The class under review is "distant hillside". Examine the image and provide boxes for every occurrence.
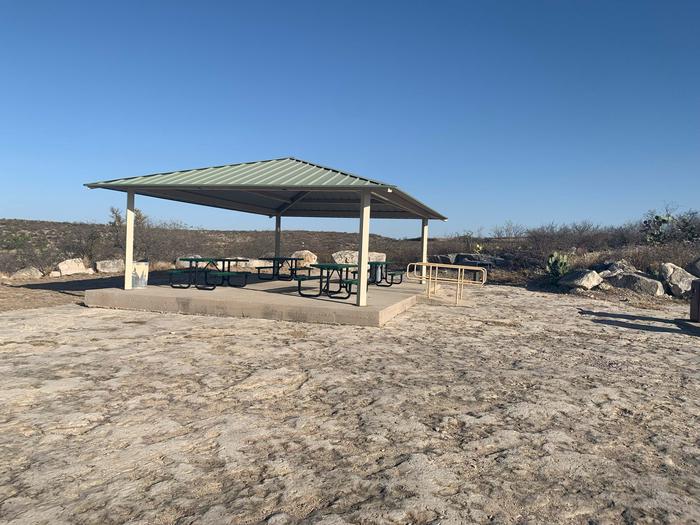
[3,214,697,284]
[0,218,433,273]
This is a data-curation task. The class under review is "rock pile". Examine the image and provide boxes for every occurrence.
[559,258,699,299]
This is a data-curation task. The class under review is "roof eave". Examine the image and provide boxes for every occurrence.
[85,183,396,191]
[84,180,447,221]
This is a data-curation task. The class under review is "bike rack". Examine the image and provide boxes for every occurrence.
[405,262,487,305]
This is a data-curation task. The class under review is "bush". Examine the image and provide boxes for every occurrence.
[525,221,641,257]
[641,209,700,245]
[491,220,527,238]
[546,252,569,280]
[0,232,31,250]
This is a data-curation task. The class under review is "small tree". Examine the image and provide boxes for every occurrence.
[676,210,700,243]
[108,206,150,256]
[491,220,527,238]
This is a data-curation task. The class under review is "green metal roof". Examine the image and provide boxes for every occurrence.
[85,157,447,220]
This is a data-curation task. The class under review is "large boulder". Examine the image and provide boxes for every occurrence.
[688,257,700,278]
[558,269,603,290]
[95,259,125,273]
[231,258,267,269]
[599,268,622,279]
[454,253,506,267]
[57,258,88,276]
[660,263,697,298]
[598,259,637,279]
[609,272,665,296]
[332,250,386,264]
[149,261,174,271]
[10,267,43,280]
[609,259,637,273]
[428,254,452,264]
[289,250,317,268]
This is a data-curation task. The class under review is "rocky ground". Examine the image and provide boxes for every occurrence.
[0,273,170,313]
[0,283,698,524]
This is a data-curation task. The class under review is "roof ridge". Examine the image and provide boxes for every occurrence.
[285,157,393,187]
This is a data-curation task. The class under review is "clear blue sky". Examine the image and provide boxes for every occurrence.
[1,1,698,238]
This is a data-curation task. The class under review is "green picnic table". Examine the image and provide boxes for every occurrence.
[294,262,358,299]
[347,261,405,287]
[169,257,250,290]
[367,261,404,286]
[257,256,305,281]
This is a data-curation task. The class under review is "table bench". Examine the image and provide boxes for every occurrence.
[206,270,249,288]
[293,274,323,297]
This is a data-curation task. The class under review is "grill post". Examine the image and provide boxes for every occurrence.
[691,280,700,322]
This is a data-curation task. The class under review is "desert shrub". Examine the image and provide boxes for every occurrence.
[108,207,199,262]
[619,242,700,274]
[676,211,700,242]
[0,232,31,250]
[641,209,700,245]
[57,227,105,262]
[0,252,22,274]
[546,252,569,279]
[525,221,642,257]
[430,231,484,255]
[491,220,527,238]
[14,240,65,274]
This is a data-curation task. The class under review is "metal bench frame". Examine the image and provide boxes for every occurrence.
[168,269,195,289]
[375,270,405,287]
[294,274,323,297]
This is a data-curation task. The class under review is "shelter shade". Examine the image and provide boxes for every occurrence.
[86,157,446,221]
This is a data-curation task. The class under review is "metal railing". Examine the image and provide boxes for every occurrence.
[406,262,487,305]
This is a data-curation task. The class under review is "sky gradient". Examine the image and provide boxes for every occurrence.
[1,1,698,237]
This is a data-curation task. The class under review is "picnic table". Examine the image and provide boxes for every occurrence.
[294,263,358,299]
[257,256,304,281]
[355,261,405,287]
[169,257,250,290]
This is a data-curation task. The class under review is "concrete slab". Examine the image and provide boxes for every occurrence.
[84,279,423,327]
